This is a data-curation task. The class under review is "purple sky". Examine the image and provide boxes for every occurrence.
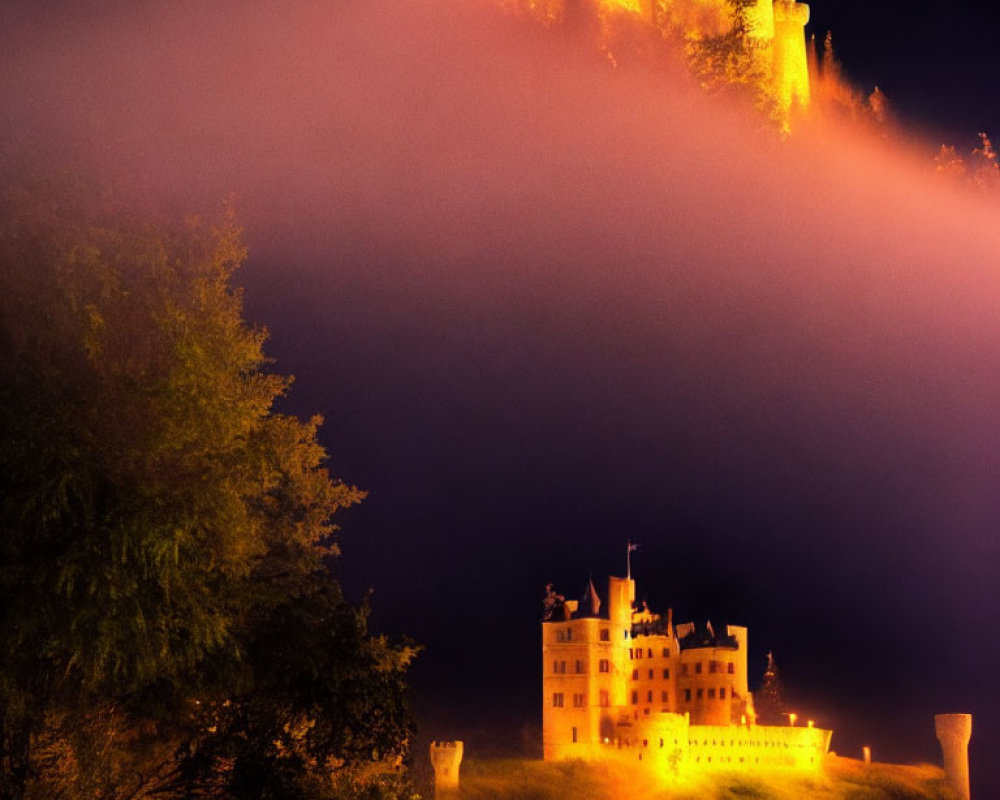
[3,0,1000,795]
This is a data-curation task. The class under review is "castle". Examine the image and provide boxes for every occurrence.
[541,568,832,777]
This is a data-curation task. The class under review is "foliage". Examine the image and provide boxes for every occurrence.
[753,653,784,726]
[0,185,416,799]
[683,0,769,100]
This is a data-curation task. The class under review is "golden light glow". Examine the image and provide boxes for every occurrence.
[503,0,813,131]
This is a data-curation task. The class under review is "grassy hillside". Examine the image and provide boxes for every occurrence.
[451,756,959,800]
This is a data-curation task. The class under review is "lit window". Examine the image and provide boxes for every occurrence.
[662,648,670,657]
[629,648,634,660]
[632,668,639,680]
[575,660,584,674]
[600,689,610,707]
[600,628,610,641]
[631,691,638,705]
[663,668,670,679]
[573,693,585,708]
[636,649,643,660]
[696,688,703,699]
[720,688,726,699]
[599,659,610,673]
[553,693,564,708]
[695,662,702,674]
[728,663,735,674]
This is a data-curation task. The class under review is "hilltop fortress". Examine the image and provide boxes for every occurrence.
[541,572,832,777]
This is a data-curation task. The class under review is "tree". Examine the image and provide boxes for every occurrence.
[0,185,415,799]
[754,652,785,725]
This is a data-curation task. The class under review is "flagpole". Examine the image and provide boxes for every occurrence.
[627,539,632,580]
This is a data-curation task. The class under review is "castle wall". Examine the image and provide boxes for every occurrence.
[677,646,741,725]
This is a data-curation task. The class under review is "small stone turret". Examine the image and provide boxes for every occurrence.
[934,714,972,800]
[430,740,464,794]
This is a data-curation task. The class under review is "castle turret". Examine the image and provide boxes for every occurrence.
[935,713,972,800]
[772,0,810,123]
[430,741,463,794]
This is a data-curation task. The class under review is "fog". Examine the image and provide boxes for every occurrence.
[3,0,1000,795]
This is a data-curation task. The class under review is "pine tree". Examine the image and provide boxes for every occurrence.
[755,652,785,725]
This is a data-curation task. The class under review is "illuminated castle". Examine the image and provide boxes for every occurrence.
[541,567,832,776]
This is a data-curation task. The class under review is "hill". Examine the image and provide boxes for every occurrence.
[451,756,959,800]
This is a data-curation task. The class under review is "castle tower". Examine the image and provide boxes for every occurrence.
[429,741,463,794]
[934,714,972,800]
[771,0,810,122]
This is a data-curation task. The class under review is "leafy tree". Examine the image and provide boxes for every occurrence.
[0,185,415,799]
[683,0,769,100]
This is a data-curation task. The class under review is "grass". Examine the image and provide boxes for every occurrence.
[449,756,959,800]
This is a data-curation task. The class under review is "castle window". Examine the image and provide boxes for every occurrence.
[573,693,585,708]
[681,664,688,676]
[600,689,609,707]
[557,630,565,642]
[572,727,578,743]
[646,690,653,702]
[632,668,639,680]
[695,662,702,674]
[684,689,691,702]
[566,629,573,641]
[642,739,648,748]
[659,738,664,748]
[631,691,638,705]
[708,688,716,699]
[636,649,643,660]
[553,693,564,708]
[558,661,566,673]
[648,669,653,679]
[662,648,670,657]
[647,648,653,658]
[720,688,726,699]
[661,691,668,702]
[696,688,703,700]
[728,663,735,674]
[662,668,670,679]
[599,659,610,673]
[643,708,650,715]
[575,660,584,674]
[709,661,718,674]
[600,628,610,641]
[629,648,634,660]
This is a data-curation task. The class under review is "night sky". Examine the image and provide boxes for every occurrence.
[3,0,999,797]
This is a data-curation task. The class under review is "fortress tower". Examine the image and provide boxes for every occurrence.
[935,714,972,800]
[429,740,464,793]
